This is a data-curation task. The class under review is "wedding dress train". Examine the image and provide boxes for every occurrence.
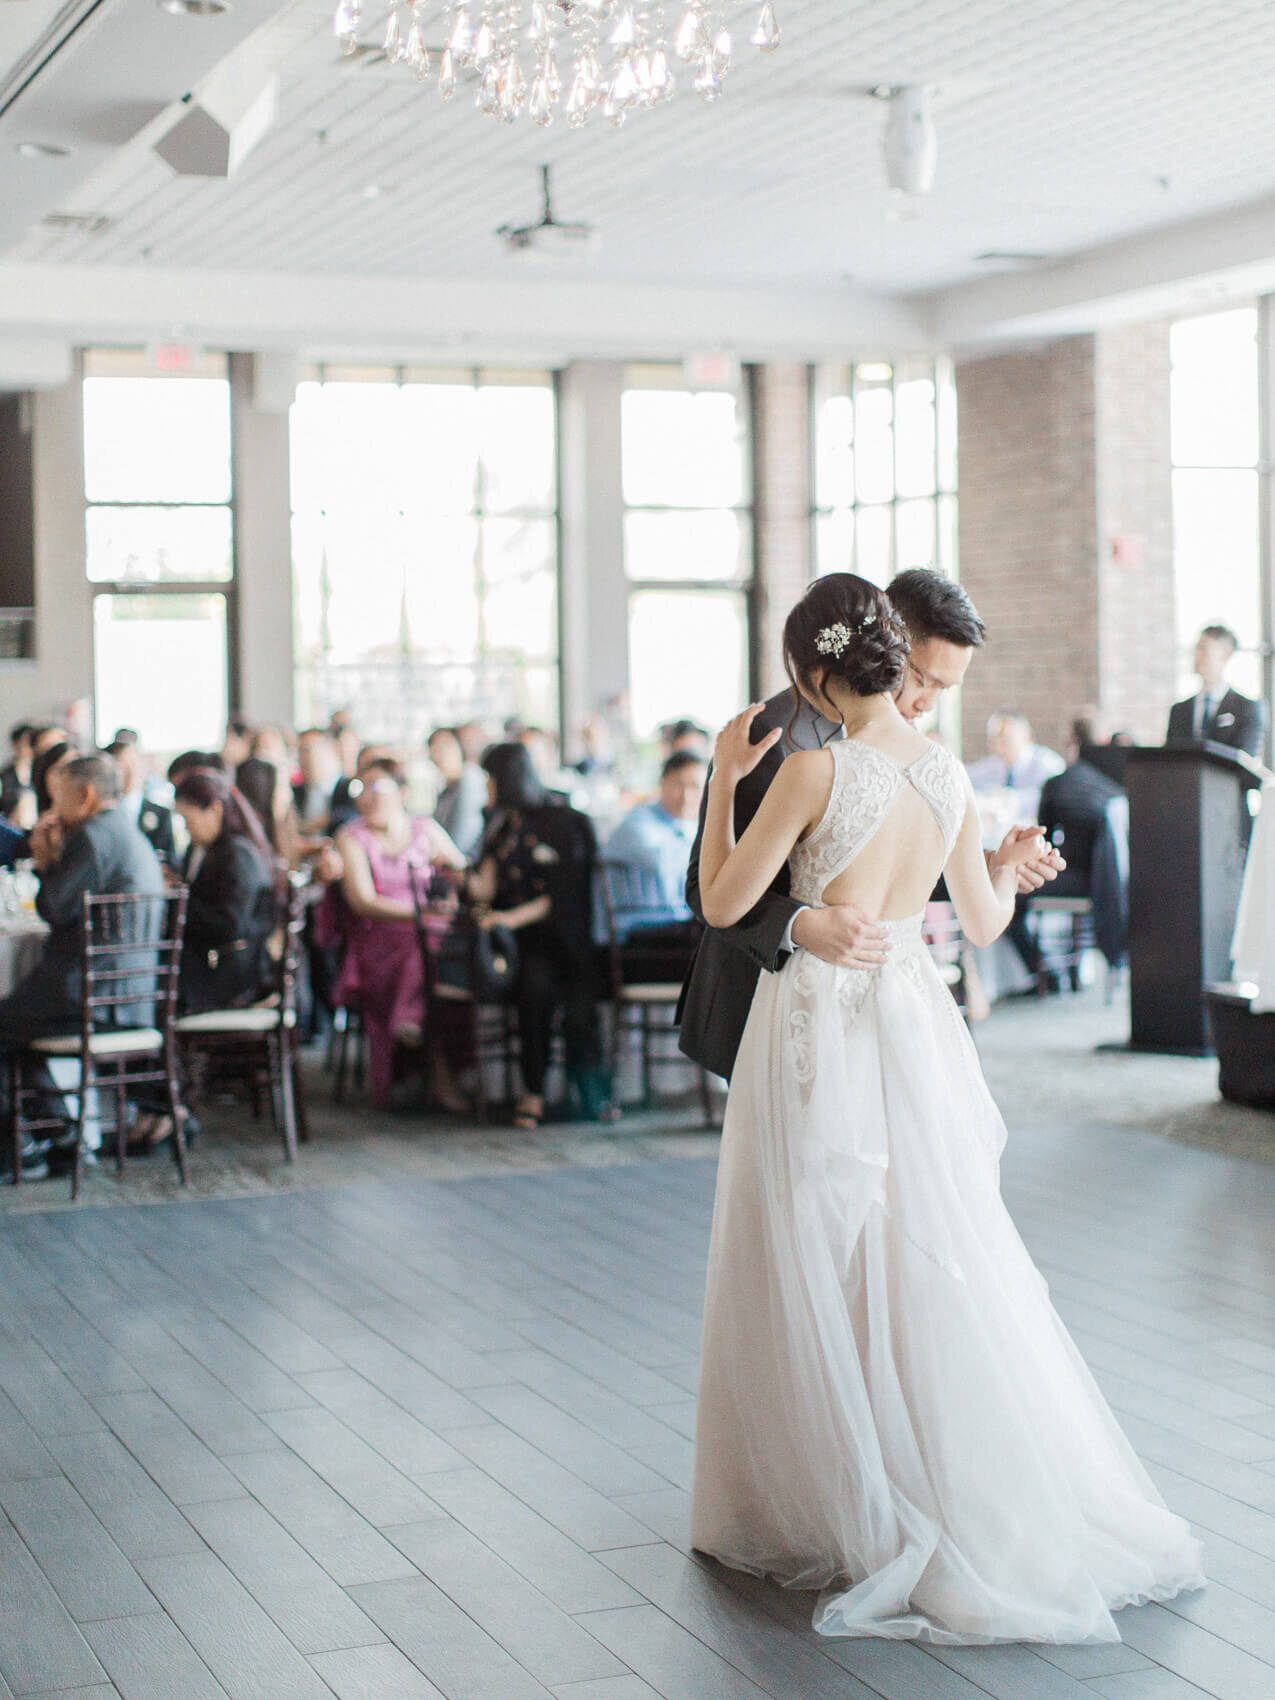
[690,738,1205,1644]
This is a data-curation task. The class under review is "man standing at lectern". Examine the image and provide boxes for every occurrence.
[1166,625,1265,757]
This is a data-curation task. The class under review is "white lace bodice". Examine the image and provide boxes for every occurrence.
[788,738,969,907]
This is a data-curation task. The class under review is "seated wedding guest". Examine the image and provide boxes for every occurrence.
[329,742,395,832]
[966,710,1065,819]
[518,726,575,804]
[1166,624,1265,756]
[604,751,706,934]
[293,728,343,839]
[0,753,162,1180]
[0,815,25,869]
[168,750,224,786]
[221,718,254,772]
[31,738,75,817]
[428,727,486,859]
[236,755,300,865]
[330,712,361,783]
[455,721,490,768]
[334,757,469,1111]
[171,768,276,1014]
[573,713,614,777]
[1037,716,1130,973]
[31,741,78,819]
[469,741,615,1129]
[661,718,712,762]
[108,739,175,863]
[0,723,35,824]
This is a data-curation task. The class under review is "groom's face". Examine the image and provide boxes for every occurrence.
[895,638,972,723]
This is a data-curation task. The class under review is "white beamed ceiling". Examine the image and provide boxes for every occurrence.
[3,0,1275,357]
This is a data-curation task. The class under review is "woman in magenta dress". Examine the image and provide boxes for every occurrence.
[334,757,469,1109]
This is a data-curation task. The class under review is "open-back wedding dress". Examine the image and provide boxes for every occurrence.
[691,736,1205,1644]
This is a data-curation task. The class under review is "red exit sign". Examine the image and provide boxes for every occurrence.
[148,342,200,375]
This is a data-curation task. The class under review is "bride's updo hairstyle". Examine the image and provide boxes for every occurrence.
[783,573,910,708]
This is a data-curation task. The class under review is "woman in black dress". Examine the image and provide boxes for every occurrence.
[469,742,616,1128]
[172,768,277,1013]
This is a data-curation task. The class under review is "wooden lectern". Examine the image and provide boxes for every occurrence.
[1125,741,1264,1054]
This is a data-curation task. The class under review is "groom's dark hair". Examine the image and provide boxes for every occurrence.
[887,569,985,650]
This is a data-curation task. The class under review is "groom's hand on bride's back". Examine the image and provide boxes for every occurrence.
[791,904,891,969]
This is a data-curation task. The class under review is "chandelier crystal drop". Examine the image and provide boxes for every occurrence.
[334,1,781,127]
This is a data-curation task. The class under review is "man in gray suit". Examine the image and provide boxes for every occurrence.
[678,570,1061,1082]
[0,752,163,1178]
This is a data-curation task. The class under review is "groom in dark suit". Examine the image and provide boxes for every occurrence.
[678,570,1062,1082]
[1165,625,1265,758]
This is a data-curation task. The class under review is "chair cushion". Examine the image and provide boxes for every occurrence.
[176,1007,288,1035]
[617,983,683,1003]
[30,1029,163,1057]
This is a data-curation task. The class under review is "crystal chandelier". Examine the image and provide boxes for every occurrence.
[333,2,782,128]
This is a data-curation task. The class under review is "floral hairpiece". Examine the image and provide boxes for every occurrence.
[814,612,877,657]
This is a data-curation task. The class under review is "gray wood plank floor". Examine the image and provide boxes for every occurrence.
[0,1118,1273,1699]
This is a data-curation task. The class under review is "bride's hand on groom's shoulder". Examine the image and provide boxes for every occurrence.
[713,704,783,785]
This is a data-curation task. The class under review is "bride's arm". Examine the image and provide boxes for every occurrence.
[944,794,1044,947]
[699,708,831,930]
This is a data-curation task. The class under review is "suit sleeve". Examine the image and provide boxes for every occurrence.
[1237,695,1265,758]
[36,827,102,930]
[684,755,802,976]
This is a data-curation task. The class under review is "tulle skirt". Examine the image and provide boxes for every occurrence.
[690,914,1205,1644]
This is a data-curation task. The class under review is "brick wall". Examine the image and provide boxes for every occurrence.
[751,363,811,699]
[956,325,1178,760]
[956,338,1101,760]
[1094,319,1178,743]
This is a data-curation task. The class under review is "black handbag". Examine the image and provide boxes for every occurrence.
[433,909,519,1000]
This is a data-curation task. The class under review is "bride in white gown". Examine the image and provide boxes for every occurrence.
[690,573,1205,1645]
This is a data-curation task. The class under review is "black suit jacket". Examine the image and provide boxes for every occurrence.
[1037,760,1129,966]
[1166,688,1265,758]
[181,832,275,1013]
[676,692,808,1081]
[31,806,164,1024]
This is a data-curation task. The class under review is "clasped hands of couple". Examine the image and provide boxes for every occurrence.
[715,703,1065,974]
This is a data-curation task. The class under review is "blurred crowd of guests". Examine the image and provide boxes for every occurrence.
[0,703,711,1160]
[2,616,1257,1173]
[962,622,1265,994]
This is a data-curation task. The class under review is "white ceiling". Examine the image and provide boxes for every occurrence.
[2,0,1275,356]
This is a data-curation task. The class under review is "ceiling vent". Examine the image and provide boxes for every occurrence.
[41,210,111,234]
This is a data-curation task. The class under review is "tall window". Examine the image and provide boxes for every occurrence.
[1170,307,1262,698]
[83,350,233,753]
[290,367,559,740]
[621,365,752,738]
[811,359,958,584]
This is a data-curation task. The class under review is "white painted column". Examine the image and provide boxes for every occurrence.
[557,361,629,750]
[230,352,296,729]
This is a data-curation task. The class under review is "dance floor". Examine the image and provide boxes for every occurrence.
[0,1112,1274,1699]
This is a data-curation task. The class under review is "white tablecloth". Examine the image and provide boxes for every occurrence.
[1232,780,1275,1007]
[0,918,47,999]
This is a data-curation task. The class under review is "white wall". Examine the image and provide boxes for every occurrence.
[0,359,95,734]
